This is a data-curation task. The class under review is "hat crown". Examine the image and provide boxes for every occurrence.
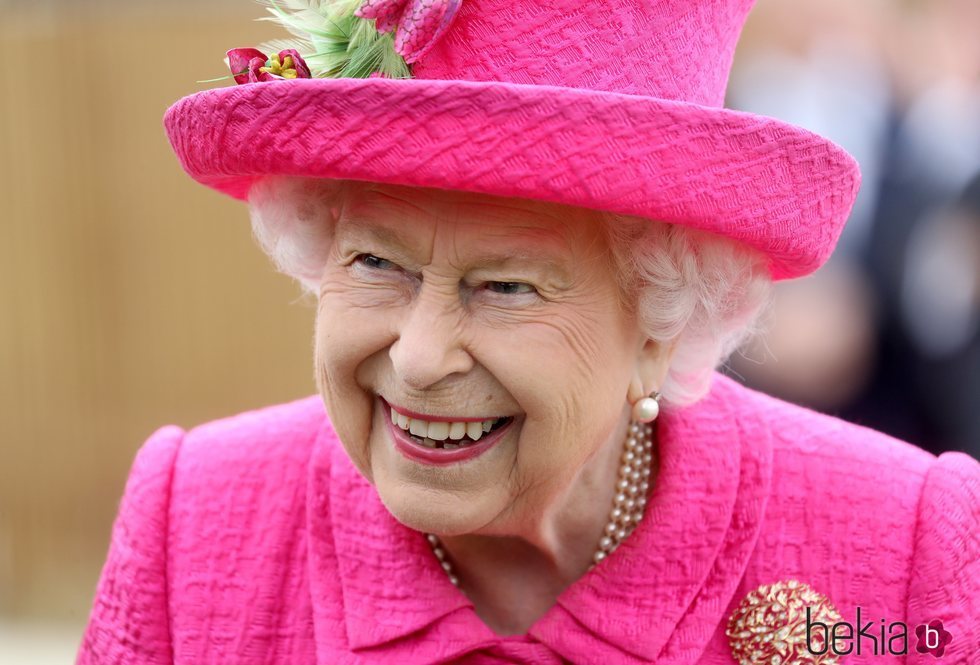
[413,0,756,106]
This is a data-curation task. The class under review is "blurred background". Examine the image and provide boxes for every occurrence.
[1,0,977,660]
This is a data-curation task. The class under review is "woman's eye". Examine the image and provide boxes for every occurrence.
[355,254,397,271]
[486,281,536,295]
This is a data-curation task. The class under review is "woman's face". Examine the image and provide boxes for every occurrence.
[315,184,662,536]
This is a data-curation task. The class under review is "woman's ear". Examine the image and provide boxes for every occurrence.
[628,338,677,403]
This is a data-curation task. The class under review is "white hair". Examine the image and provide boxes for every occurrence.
[247,176,773,407]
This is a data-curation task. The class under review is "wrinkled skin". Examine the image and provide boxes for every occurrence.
[314,184,674,634]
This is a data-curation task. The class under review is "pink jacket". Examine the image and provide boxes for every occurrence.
[78,374,979,664]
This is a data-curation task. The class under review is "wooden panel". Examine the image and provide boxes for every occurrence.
[0,2,317,621]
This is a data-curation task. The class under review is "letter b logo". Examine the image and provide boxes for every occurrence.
[915,619,952,658]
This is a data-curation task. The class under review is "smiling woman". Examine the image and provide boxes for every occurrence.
[251,179,773,634]
[77,0,979,663]
[276,182,768,634]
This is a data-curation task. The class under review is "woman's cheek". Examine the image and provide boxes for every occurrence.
[506,310,628,471]
[318,279,402,362]
[315,289,396,476]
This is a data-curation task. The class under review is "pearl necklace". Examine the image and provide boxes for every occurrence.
[426,420,656,587]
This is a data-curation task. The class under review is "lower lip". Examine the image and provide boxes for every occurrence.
[381,399,511,466]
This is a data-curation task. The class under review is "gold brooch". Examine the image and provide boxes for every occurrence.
[726,579,843,665]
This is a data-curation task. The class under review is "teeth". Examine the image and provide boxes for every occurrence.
[389,405,504,445]
[426,421,450,441]
[409,418,428,437]
[444,443,459,450]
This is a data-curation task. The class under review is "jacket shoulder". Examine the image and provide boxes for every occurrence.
[718,375,938,537]
[78,424,184,664]
[714,373,936,476]
[170,393,331,527]
[714,374,980,652]
[180,394,328,466]
[163,395,333,656]
[906,450,980,663]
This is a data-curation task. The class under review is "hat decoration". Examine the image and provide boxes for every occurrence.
[227,48,312,84]
[355,0,462,64]
[221,0,461,85]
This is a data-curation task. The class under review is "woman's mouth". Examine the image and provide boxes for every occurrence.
[391,409,510,449]
[379,397,514,464]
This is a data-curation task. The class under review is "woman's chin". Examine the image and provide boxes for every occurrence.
[373,483,497,537]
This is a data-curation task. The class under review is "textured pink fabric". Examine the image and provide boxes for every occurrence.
[409,0,750,105]
[78,374,980,664]
[162,0,861,280]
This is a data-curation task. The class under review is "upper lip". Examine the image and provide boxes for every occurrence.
[380,396,507,423]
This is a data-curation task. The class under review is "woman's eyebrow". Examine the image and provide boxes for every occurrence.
[339,219,415,252]
[469,252,574,285]
[340,218,574,281]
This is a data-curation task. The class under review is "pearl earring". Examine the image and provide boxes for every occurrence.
[631,391,661,423]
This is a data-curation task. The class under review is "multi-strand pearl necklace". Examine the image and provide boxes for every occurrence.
[426,420,656,587]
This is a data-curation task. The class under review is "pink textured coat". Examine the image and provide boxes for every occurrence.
[78,374,979,664]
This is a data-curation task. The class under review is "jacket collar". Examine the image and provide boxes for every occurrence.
[308,373,773,663]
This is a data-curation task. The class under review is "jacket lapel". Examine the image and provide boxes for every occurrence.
[307,423,497,663]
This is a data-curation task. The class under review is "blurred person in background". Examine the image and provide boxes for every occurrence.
[894,173,980,455]
[729,0,980,459]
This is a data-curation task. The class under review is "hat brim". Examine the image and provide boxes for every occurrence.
[164,77,860,280]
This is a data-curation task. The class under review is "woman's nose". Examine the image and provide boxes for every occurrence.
[388,290,474,390]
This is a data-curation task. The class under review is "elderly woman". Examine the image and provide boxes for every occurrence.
[79,0,979,663]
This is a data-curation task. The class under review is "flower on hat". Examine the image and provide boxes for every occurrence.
[355,0,462,63]
[202,1,421,86]
[226,0,417,84]
[227,48,312,84]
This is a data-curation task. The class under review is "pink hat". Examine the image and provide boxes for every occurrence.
[164,0,861,280]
